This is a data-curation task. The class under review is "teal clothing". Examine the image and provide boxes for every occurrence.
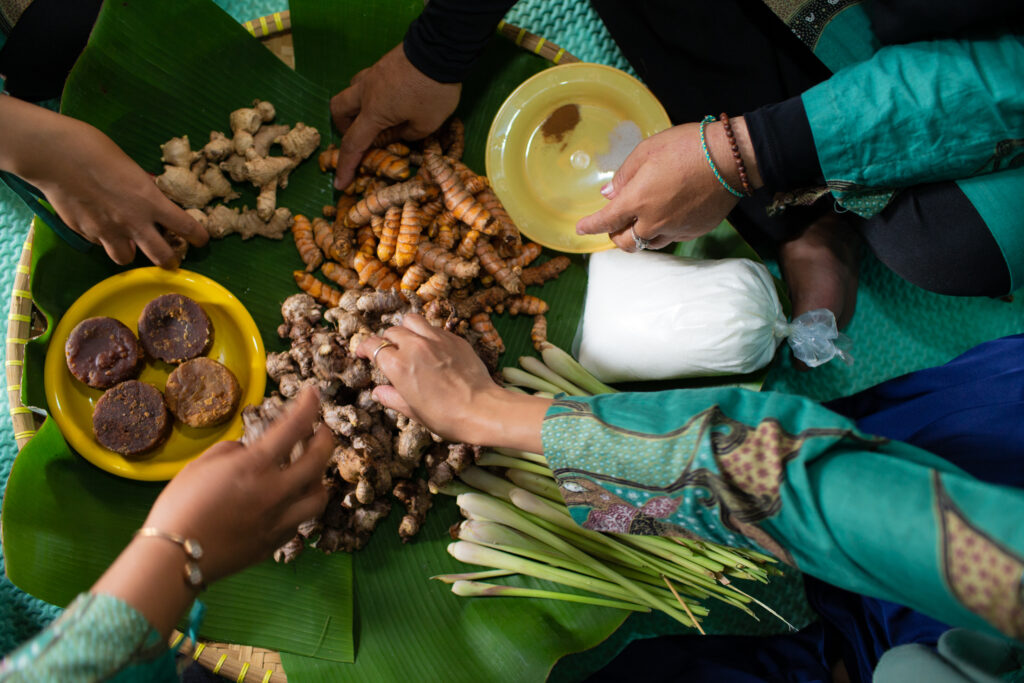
[0,593,172,682]
[541,388,1024,642]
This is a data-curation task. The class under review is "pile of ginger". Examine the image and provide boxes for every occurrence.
[243,290,489,561]
[153,99,320,243]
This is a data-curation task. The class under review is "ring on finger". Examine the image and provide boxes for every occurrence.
[630,225,651,251]
[371,339,396,365]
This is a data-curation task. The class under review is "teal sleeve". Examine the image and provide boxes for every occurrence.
[0,593,170,682]
[801,35,1024,216]
[541,388,1024,641]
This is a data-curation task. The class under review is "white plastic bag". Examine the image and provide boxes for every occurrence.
[575,249,850,382]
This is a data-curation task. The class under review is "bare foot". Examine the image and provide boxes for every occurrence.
[777,212,862,368]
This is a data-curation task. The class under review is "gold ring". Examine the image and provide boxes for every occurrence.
[371,340,396,365]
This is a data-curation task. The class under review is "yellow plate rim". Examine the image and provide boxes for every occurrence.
[485,62,672,254]
[43,267,266,481]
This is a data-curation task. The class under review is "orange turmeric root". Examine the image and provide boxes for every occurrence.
[416,240,480,279]
[470,312,504,354]
[423,140,493,234]
[521,255,571,287]
[530,314,548,352]
[449,158,488,195]
[434,211,459,250]
[377,205,402,263]
[385,142,411,157]
[360,147,411,180]
[506,242,543,269]
[477,187,520,247]
[396,200,426,269]
[476,239,523,294]
[442,117,465,161]
[400,263,430,296]
[456,229,482,261]
[292,215,324,272]
[321,261,361,290]
[346,179,438,226]
[416,272,450,302]
[501,294,549,316]
[294,271,341,307]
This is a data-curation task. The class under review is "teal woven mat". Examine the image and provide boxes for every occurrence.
[2,0,1022,672]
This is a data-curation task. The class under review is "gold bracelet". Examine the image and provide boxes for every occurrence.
[134,527,206,590]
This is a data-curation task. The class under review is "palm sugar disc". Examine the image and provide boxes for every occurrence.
[486,62,671,253]
[44,267,266,481]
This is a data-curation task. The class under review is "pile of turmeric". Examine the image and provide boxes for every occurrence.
[292,117,572,355]
[243,292,490,561]
[154,99,321,248]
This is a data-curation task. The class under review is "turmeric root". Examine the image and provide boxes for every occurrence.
[396,200,426,269]
[416,272,450,302]
[423,140,493,234]
[393,478,432,541]
[377,205,402,263]
[345,179,439,227]
[416,240,480,279]
[294,271,342,307]
[360,148,411,180]
[322,261,361,290]
[455,229,482,261]
[292,215,324,271]
[500,294,549,316]
[506,242,543,269]
[434,211,459,250]
[521,255,571,287]
[476,239,523,294]
[477,187,520,247]
[530,314,548,352]
[470,312,504,354]
[441,117,465,161]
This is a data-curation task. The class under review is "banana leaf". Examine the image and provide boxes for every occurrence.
[3,0,810,680]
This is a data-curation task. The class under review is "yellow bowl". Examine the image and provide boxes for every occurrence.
[486,62,671,253]
[44,268,266,481]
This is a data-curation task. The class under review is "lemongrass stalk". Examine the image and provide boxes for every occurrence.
[451,580,650,612]
[431,480,477,497]
[501,367,565,395]
[457,494,699,624]
[430,569,516,584]
[519,356,589,396]
[448,541,655,606]
[614,534,725,574]
[477,452,553,477]
[458,466,517,501]
[505,468,563,502]
[493,446,549,466]
[539,341,618,395]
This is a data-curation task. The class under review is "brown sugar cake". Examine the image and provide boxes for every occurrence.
[65,317,145,389]
[92,380,171,455]
[164,357,241,428]
[137,293,213,363]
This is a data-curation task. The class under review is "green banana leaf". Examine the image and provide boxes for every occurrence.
[3,0,811,680]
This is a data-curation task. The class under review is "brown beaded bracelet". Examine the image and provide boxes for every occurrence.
[719,113,753,197]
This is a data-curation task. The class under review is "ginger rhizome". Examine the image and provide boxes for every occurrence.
[154,99,321,249]
[244,292,491,560]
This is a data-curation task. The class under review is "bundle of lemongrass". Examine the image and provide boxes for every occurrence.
[431,342,789,633]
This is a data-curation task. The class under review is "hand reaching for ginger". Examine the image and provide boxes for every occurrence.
[0,95,207,268]
[329,43,461,191]
[355,314,549,453]
[575,117,762,252]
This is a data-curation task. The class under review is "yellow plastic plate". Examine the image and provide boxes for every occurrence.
[44,268,266,481]
[486,62,671,253]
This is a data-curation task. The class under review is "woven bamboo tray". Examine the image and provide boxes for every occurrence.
[5,12,577,682]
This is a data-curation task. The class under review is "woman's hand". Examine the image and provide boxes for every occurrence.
[576,117,762,251]
[355,314,550,452]
[141,387,333,584]
[0,96,207,268]
[329,43,461,190]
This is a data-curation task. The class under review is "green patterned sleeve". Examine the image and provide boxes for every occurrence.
[541,388,1024,641]
[0,592,170,682]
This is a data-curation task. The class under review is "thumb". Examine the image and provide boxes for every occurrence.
[575,191,639,236]
[597,147,642,200]
[334,113,384,190]
[371,384,414,418]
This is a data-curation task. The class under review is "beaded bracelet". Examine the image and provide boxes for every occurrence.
[699,115,744,198]
[720,113,753,196]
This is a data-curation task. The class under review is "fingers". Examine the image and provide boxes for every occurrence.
[330,80,364,134]
[399,312,442,339]
[157,201,208,247]
[251,387,320,466]
[277,487,330,537]
[133,227,178,269]
[370,384,413,417]
[101,237,136,266]
[281,423,334,494]
[334,113,384,191]
[576,195,639,237]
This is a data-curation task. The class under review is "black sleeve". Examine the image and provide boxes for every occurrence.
[743,95,823,193]
[403,0,517,83]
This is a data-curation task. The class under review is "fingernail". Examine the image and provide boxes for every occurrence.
[600,183,613,197]
[333,178,344,191]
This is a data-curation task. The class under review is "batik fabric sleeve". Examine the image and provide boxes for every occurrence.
[0,592,170,682]
[541,388,1024,642]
